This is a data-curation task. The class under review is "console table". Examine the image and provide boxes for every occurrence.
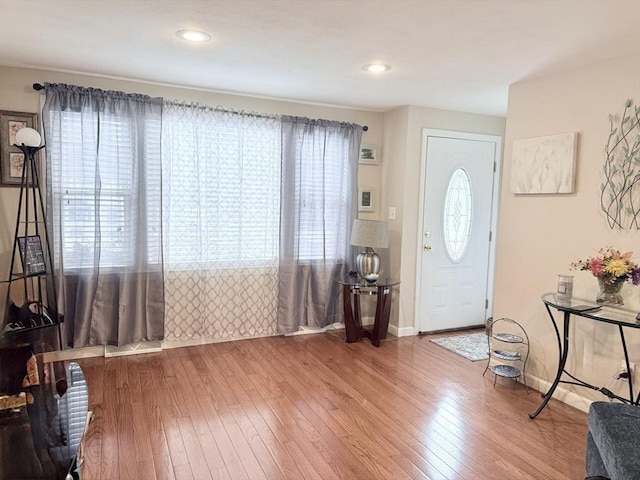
[529,292,640,419]
[337,276,399,347]
[0,357,89,479]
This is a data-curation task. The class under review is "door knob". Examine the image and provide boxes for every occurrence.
[424,244,432,251]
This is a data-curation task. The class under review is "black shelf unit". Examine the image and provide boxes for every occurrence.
[1,135,62,350]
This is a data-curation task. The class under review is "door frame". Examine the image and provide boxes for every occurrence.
[414,129,503,333]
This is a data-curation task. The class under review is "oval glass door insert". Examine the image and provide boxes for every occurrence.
[443,168,472,262]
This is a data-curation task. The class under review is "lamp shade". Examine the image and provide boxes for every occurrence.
[350,219,389,248]
[15,127,41,147]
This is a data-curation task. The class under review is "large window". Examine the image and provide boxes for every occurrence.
[45,90,361,341]
[48,105,355,270]
[161,106,281,269]
[47,111,161,269]
[291,130,353,261]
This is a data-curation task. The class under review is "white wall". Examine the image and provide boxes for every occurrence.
[494,53,640,407]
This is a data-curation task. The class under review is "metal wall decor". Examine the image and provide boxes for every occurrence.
[601,99,640,230]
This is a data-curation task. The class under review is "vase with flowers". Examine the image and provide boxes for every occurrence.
[571,247,640,306]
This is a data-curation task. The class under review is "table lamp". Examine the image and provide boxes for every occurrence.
[350,219,389,283]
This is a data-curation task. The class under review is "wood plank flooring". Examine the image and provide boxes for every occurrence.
[78,330,588,479]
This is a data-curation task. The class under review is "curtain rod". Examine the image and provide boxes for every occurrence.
[32,83,368,131]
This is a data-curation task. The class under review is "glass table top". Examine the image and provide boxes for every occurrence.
[336,274,400,287]
[541,292,640,328]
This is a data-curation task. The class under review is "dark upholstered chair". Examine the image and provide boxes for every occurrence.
[585,402,640,480]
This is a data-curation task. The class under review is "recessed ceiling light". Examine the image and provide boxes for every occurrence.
[176,30,211,42]
[363,64,391,73]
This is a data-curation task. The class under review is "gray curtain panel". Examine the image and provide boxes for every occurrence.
[42,83,164,347]
[278,116,362,333]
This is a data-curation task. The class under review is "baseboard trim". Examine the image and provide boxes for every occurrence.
[162,332,278,349]
[41,345,105,362]
[284,322,345,337]
[523,372,593,414]
[105,341,163,357]
[389,324,415,337]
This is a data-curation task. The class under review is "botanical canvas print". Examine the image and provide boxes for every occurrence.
[511,132,577,194]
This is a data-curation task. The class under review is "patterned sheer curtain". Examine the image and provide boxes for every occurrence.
[161,102,281,341]
[278,116,362,333]
[43,83,164,347]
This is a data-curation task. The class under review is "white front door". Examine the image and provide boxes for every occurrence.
[417,130,501,332]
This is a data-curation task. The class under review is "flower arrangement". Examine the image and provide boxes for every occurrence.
[571,247,640,286]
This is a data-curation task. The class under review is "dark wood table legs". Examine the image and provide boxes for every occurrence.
[342,283,393,347]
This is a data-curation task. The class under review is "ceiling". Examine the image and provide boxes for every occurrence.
[1,0,639,116]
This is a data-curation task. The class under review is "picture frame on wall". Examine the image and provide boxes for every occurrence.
[359,144,378,165]
[358,187,376,212]
[0,110,38,187]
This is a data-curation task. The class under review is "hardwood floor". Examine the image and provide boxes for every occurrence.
[78,330,588,479]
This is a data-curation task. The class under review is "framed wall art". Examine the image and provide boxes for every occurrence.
[510,132,578,194]
[359,144,378,165]
[358,187,376,212]
[0,110,38,187]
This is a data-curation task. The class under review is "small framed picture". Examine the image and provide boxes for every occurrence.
[358,187,376,212]
[359,144,378,165]
[18,235,46,276]
[0,110,38,187]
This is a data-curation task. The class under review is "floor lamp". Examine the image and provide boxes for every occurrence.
[2,127,62,350]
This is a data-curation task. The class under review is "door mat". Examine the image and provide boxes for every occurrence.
[430,332,489,362]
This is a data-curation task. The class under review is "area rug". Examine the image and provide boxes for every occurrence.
[430,332,489,362]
